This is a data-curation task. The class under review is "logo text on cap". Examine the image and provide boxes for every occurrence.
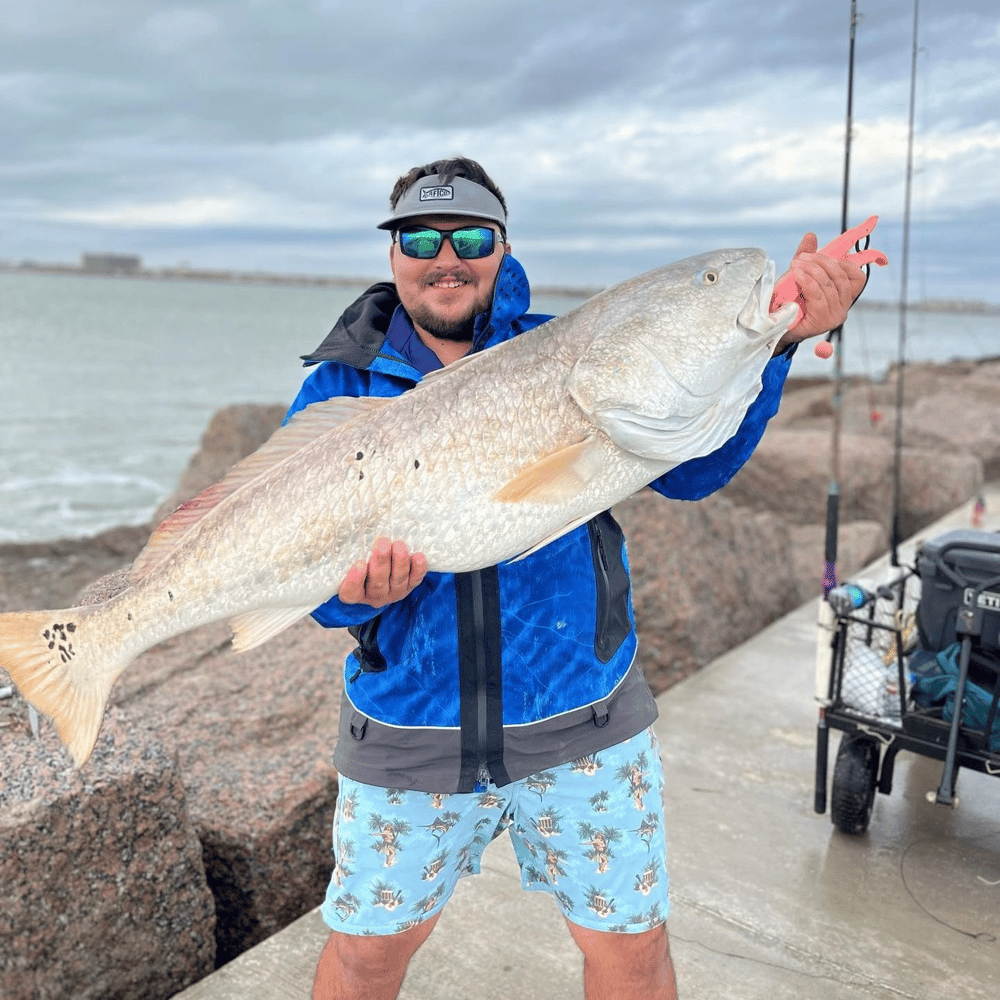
[419,185,454,202]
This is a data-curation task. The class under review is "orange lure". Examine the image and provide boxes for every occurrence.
[770,215,889,357]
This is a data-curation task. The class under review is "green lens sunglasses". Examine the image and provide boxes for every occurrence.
[396,225,499,260]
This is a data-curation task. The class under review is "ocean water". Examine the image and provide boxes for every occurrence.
[1,270,996,544]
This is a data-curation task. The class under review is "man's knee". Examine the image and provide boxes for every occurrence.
[335,914,438,970]
[313,913,440,999]
[566,920,677,999]
[566,919,670,969]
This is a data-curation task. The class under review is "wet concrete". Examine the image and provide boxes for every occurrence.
[174,486,1000,999]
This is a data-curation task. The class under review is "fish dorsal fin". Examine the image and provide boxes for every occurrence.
[229,606,317,652]
[130,396,388,581]
[492,436,603,504]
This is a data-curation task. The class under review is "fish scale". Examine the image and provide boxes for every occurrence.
[0,246,798,766]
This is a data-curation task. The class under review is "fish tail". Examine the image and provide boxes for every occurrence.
[0,607,116,767]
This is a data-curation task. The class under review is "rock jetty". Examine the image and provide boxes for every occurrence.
[1,356,996,999]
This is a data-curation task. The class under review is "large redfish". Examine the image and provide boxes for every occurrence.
[1,248,797,765]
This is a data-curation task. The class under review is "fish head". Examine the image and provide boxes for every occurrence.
[566,247,798,463]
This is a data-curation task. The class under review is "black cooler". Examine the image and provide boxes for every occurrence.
[916,529,1000,652]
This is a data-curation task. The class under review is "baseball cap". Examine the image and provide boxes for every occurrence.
[376,174,507,231]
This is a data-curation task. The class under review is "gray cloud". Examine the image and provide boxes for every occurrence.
[2,0,998,302]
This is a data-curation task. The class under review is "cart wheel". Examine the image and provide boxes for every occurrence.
[830,734,880,835]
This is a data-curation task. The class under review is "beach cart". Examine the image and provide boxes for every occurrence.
[813,529,1000,834]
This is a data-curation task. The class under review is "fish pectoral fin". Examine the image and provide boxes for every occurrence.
[229,606,316,653]
[492,436,604,504]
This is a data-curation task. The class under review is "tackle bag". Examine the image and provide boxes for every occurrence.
[909,643,1000,752]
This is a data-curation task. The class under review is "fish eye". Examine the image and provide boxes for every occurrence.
[699,269,720,286]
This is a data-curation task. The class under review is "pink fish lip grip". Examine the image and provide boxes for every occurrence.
[768,214,889,357]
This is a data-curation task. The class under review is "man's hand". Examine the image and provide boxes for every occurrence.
[338,537,428,608]
[772,232,869,354]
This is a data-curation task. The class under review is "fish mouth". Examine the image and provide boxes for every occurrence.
[738,259,797,344]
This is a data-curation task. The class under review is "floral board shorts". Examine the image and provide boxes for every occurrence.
[320,726,669,936]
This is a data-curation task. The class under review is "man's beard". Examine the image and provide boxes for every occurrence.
[407,303,478,342]
[408,279,492,342]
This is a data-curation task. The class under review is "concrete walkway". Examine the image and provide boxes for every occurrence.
[175,486,1000,1000]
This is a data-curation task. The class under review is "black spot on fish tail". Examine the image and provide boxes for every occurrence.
[127,613,133,621]
[359,471,364,480]
[414,459,420,469]
[356,451,364,460]
[168,591,174,601]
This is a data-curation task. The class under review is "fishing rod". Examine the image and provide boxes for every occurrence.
[890,0,920,567]
[813,0,859,816]
[821,0,860,599]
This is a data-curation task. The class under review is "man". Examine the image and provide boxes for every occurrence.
[287,157,866,1000]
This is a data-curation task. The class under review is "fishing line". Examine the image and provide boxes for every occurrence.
[815,234,874,357]
[847,290,882,427]
[848,237,880,425]
[899,835,1000,942]
[890,0,920,568]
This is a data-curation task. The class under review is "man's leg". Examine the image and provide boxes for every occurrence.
[566,920,678,1000]
[315,772,515,998]
[312,912,441,1000]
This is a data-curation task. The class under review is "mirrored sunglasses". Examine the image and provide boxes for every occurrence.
[396,225,498,260]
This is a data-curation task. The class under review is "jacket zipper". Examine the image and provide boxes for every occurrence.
[471,578,491,792]
[594,521,611,631]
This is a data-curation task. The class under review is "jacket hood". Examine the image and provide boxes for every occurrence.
[300,253,532,369]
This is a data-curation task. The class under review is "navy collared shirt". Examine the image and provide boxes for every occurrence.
[385,306,447,376]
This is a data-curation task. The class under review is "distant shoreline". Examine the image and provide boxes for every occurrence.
[2,259,998,314]
[0,260,599,302]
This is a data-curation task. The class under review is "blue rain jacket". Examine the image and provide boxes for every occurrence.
[286,254,793,792]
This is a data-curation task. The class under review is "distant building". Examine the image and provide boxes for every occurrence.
[80,252,142,276]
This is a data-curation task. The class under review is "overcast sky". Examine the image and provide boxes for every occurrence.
[3,0,998,303]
